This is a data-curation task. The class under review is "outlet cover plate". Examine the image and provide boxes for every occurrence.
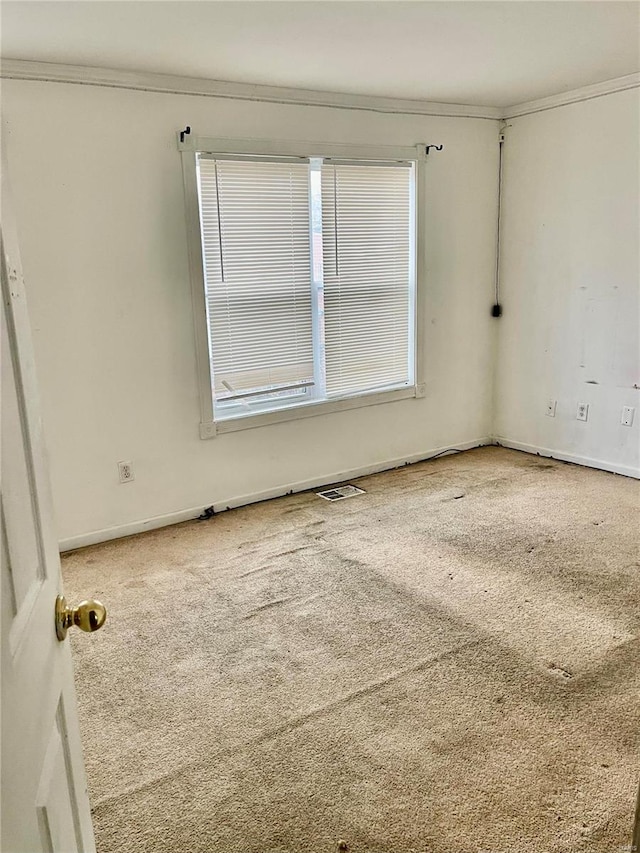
[546,400,557,417]
[118,461,134,483]
[621,406,635,427]
[576,403,589,422]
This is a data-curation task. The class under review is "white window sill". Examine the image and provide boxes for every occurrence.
[199,383,427,438]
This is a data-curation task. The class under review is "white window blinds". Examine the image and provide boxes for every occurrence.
[198,156,314,403]
[321,162,413,397]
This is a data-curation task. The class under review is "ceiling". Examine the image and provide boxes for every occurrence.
[2,1,639,108]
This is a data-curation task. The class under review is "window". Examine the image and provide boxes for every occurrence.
[180,136,426,436]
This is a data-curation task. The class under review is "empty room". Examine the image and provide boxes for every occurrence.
[1,2,639,852]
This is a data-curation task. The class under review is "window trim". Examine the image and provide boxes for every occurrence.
[179,134,427,438]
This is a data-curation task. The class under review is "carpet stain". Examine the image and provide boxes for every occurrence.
[547,663,574,680]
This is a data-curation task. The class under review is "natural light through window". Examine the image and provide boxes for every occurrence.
[194,151,416,424]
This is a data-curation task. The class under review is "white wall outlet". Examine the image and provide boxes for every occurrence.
[576,403,589,422]
[621,406,635,427]
[545,399,557,417]
[118,461,134,483]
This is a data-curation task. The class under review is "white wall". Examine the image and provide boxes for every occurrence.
[495,89,640,477]
[1,80,499,547]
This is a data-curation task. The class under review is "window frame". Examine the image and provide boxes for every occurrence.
[179,133,427,438]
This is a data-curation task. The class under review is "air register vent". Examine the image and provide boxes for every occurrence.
[316,485,365,502]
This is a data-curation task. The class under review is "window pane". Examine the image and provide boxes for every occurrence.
[321,163,413,397]
[198,157,314,409]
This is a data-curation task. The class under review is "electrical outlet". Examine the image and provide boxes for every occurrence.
[118,461,134,483]
[546,399,557,417]
[576,403,589,422]
[621,406,635,427]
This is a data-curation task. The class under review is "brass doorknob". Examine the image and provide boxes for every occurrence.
[55,595,107,641]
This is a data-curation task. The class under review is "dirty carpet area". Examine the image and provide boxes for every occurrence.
[62,447,640,853]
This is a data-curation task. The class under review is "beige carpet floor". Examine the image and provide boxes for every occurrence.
[61,446,640,853]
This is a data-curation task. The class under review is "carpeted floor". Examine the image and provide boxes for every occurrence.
[61,446,640,853]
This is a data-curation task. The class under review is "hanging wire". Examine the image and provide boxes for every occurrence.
[333,167,339,277]
[493,127,505,312]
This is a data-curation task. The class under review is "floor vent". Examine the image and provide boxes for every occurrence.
[316,485,365,502]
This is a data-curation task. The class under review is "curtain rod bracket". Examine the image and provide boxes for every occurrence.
[180,126,191,143]
[425,144,443,154]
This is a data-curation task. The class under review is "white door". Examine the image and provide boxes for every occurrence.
[1,163,99,852]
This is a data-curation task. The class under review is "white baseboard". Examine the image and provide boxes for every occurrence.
[494,438,640,480]
[59,437,491,552]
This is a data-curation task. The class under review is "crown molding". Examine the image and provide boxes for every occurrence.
[2,59,637,123]
[0,59,502,120]
[503,72,640,119]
